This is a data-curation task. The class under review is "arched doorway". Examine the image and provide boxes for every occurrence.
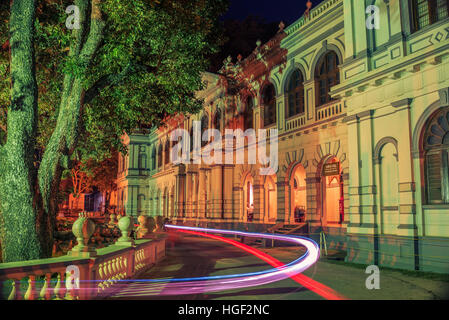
[379,143,399,234]
[321,157,344,226]
[242,173,254,222]
[290,164,307,224]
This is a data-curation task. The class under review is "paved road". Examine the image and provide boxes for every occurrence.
[108,232,449,300]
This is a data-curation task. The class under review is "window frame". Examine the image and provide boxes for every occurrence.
[262,84,277,128]
[157,144,163,168]
[315,51,340,107]
[164,140,170,165]
[286,70,305,118]
[244,96,254,131]
[423,107,449,204]
[412,0,449,32]
[425,147,449,204]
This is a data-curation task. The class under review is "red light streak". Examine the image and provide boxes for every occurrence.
[177,229,347,300]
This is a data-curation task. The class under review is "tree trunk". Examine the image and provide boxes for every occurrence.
[0,0,41,262]
[37,1,105,257]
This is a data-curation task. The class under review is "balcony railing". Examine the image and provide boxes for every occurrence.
[316,100,345,121]
[286,114,306,131]
[285,0,343,36]
[0,218,166,300]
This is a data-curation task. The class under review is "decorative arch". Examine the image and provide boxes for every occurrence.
[373,137,399,164]
[259,79,279,103]
[309,43,343,80]
[281,62,308,93]
[419,105,449,204]
[412,100,441,158]
[238,165,259,188]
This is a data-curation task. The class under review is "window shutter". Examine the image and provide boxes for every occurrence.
[426,151,443,203]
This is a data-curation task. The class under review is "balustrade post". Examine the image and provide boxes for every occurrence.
[68,212,97,258]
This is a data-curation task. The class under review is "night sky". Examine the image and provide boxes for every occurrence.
[223,0,311,24]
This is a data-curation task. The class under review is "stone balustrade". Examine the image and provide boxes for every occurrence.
[285,0,343,36]
[286,114,307,131]
[316,100,345,121]
[0,213,166,300]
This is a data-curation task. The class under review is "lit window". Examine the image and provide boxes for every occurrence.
[287,70,305,118]
[315,51,340,107]
[423,107,449,204]
[413,0,449,31]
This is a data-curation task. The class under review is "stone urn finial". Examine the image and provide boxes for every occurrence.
[136,215,150,239]
[109,213,117,226]
[116,215,135,247]
[68,212,97,258]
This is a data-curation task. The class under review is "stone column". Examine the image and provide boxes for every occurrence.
[358,110,377,233]
[185,172,193,218]
[392,99,417,236]
[198,168,209,219]
[344,114,362,233]
[306,176,321,228]
[276,181,288,223]
[304,80,316,124]
[174,166,186,219]
[233,186,243,221]
[253,184,264,222]
[210,165,223,220]
[342,171,350,227]
[223,165,234,220]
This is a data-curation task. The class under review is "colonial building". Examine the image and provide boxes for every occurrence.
[117,0,449,273]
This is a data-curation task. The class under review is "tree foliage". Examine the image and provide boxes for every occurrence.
[0,0,228,262]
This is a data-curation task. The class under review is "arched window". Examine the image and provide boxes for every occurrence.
[315,51,340,107]
[157,144,163,168]
[201,114,209,147]
[423,107,449,204]
[164,139,170,165]
[151,146,156,170]
[287,70,305,118]
[262,84,276,127]
[412,0,449,32]
[138,153,147,175]
[213,109,222,131]
[244,96,254,131]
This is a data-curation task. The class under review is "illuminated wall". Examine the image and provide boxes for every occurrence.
[117,0,449,272]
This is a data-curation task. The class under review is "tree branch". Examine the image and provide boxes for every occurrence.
[83,62,157,105]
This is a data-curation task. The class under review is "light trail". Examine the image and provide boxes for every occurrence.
[111,225,345,300]
[175,228,346,300]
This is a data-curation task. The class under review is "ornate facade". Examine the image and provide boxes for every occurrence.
[117,0,449,273]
